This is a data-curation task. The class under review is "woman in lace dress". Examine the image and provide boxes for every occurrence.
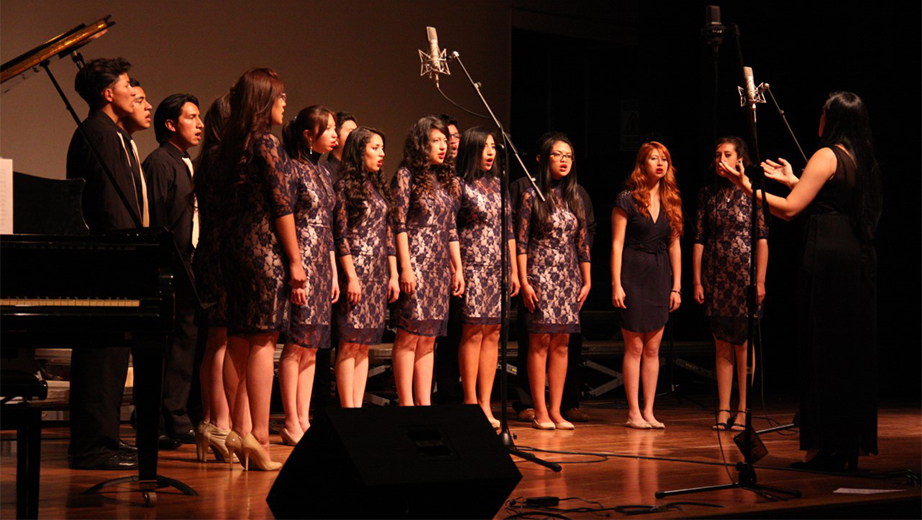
[219,68,299,470]
[333,127,399,408]
[516,133,591,431]
[693,136,767,431]
[391,115,464,406]
[277,106,340,445]
[456,127,519,428]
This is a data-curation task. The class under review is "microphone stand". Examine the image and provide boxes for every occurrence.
[763,85,809,166]
[449,51,559,472]
[657,23,800,501]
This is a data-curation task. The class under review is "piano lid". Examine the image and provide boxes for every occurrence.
[1,15,115,94]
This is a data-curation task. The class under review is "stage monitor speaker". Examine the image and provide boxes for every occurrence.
[266,404,522,519]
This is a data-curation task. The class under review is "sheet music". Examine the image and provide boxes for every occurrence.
[0,158,12,234]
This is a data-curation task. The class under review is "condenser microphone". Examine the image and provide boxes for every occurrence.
[703,5,724,48]
[419,26,450,86]
[737,66,766,118]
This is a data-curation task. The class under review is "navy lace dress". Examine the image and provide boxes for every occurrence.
[333,179,395,344]
[287,159,335,348]
[224,133,293,336]
[516,185,590,334]
[458,176,514,325]
[391,167,459,336]
[694,181,767,344]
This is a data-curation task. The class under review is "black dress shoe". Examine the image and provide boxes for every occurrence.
[158,434,183,450]
[72,451,138,470]
[170,429,196,444]
[118,439,138,452]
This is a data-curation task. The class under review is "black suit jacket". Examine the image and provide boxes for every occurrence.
[143,142,195,260]
[66,110,143,231]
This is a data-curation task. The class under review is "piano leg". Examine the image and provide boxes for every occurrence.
[82,336,198,505]
[131,339,162,484]
[13,405,42,519]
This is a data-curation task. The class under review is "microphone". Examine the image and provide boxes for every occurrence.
[743,66,758,108]
[737,66,766,116]
[418,26,450,86]
[702,5,724,49]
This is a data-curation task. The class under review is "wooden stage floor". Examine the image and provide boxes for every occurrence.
[2,400,920,519]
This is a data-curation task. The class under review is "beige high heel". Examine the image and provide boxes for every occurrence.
[240,433,282,471]
[279,427,301,446]
[207,427,238,463]
[224,430,245,469]
[195,422,214,462]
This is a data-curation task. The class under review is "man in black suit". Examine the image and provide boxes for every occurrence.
[142,94,204,447]
[66,57,147,470]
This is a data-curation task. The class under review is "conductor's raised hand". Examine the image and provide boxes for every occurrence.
[761,158,799,188]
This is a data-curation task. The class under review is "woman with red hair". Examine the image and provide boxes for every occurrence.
[611,141,683,429]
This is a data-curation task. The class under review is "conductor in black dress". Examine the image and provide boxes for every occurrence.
[143,94,205,447]
[65,57,147,470]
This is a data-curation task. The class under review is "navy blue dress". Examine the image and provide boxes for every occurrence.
[224,133,293,336]
[614,190,672,333]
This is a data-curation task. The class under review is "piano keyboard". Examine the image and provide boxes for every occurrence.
[1,298,141,307]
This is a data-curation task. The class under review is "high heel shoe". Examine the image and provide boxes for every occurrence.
[224,430,245,469]
[279,427,302,446]
[712,410,732,431]
[207,427,238,463]
[240,433,282,471]
[730,410,747,432]
[195,422,214,462]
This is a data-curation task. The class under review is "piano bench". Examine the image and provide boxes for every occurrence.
[1,371,46,520]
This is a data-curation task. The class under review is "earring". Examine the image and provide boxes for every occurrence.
[309,141,313,154]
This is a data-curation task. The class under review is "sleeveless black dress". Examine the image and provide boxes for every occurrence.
[798,146,877,456]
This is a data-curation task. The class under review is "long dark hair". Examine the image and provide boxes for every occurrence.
[400,115,458,200]
[819,91,882,241]
[532,132,584,224]
[340,126,393,227]
[218,68,284,186]
[194,94,230,213]
[456,126,497,183]
[282,105,336,163]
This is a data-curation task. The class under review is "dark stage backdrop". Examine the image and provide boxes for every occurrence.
[509,1,921,400]
[3,1,918,398]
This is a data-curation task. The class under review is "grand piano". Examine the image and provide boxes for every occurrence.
[1,16,196,515]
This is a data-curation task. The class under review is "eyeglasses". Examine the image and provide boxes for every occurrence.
[549,152,573,162]
[279,93,287,102]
